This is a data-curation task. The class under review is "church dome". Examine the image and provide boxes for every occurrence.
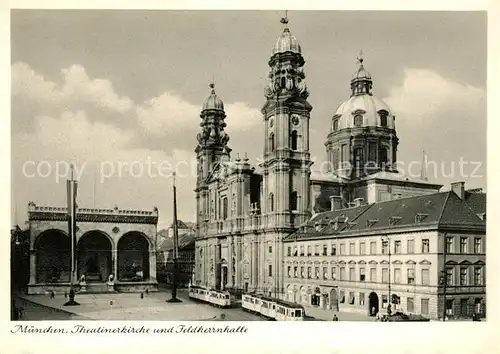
[351,65,372,80]
[273,27,301,55]
[202,83,224,111]
[332,95,395,131]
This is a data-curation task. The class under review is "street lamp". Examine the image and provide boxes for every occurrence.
[381,235,391,316]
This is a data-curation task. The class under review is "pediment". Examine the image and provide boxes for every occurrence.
[392,260,403,265]
[420,260,432,265]
[358,260,366,265]
[473,260,485,266]
[405,260,416,265]
[368,260,378,265]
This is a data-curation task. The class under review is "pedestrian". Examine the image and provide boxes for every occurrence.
[332,314,339,321]
[50,291,55,299]
[371,306,376,316]
[140,292,144,299]
[220,313,226,320]
[64,291,67,298]
[146,289,149,295]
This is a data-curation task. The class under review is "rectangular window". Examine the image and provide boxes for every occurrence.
[339,290,345,303]
[407,268,415,284]
[460,267,468,285]
[446,299,454,315]
[323,267,328,280]
[382,295,388,309]
[394,240,401,254]
[407,297,415,313]
[370,241,376,255]
[294,266,298,278]
[269,245,272,254]
[315,267,320,279]
[307,246,312,256]
[300,266,304,278]
[287,246,291,256]
[293,246,298,256]
[307,267,312,279]
[474,267,483,285]
[349,243,355,255]
[370,268,376,282]
[394,268,401,284]
[323,245,328,256]
[349,291,355,305]
[287,266,291,278]
[474,238,482,254]
[268,265,272,277]
[340,267,345,281]
[407,239,415,254]
[422,239,430,253]
[446,267,454,286]
[300,246,304,256]
[349,267,355,281]
[360,267,366,282]
[340,243,345,255]
[315,245,320,256]
[460,237,468,253]
[446,236,454,253]
[331,245,337,256]
[382,268,389,283]
[331,267,336,280]
[421,299,429,315]
[460,299,469,317]
[421,269,430,285]
[382,240,389,254]
[359,292,365,306]
[360,242,366,255]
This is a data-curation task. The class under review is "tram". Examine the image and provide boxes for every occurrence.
[188,285,232,308]
[242,293,305,321]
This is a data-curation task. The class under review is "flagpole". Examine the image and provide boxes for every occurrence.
[64,163,79,306]
[167,172,182,303]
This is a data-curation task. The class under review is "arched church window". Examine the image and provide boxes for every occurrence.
[269,133,275,152]
[291,130,298,150]
[380,114,388,127]
[354,148,364,168]
[333,119,339,131]
[222,197,228,220]
[269,193,274,212]
[332,149,339,170]
[379,148,388,169]
[291,191,298,211]
[354,115,363,127]
[281,77,286,89]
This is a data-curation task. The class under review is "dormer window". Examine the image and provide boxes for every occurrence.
[389,216,402,226]
[380,114,388,127]
[332,119,339,131]
[354,114,363,127]
[415,213,429,223]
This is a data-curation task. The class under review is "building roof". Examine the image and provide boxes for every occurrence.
[157,229,195,252]
[285,190,486,241]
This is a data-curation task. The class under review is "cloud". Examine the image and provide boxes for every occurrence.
[12,62,133,113]
[383,68,486,188]
[136,93,261,137]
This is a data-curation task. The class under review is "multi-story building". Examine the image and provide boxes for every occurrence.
[193,14,481,307]
[283,182,486,320]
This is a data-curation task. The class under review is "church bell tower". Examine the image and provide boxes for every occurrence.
[261,13,313,228]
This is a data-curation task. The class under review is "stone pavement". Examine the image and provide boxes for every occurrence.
[303,305,377,322]
[18,290,222,321]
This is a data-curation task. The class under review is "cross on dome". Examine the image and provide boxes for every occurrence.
[280,10,289,27]
[357,49,364,65]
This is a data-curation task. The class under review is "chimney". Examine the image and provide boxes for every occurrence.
[353,197,364,207]
[451,181,465,200]
[330,195,343,211]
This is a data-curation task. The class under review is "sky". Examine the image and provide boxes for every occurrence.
[10,10,487,230]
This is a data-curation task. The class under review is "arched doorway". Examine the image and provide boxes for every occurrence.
[330,289,338,311]
[35,230,70,283]
[77,231,112,282]
[368,292,379,316]
[118,232,150,281]
[220,258,228,290]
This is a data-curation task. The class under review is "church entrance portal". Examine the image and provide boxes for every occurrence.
[329,289,339,311]
[368,292,379,316]
[77,231,112,282]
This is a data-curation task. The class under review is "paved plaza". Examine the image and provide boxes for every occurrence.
[15,288,375,321]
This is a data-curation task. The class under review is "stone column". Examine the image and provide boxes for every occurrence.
[149,247,157,282]
[228,236,233,288]
[112,249,118,282]
[29,250,36,285]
